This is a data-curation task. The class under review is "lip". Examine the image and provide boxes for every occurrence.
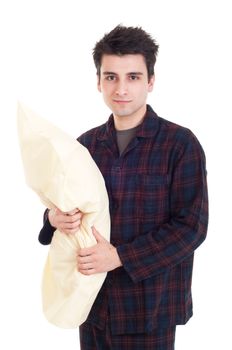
[113,99,132,104]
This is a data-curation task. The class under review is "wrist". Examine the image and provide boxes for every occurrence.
[48,208,57,228]
[113,247,123,268]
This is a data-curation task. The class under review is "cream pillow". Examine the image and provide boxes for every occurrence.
[17,102,110,328]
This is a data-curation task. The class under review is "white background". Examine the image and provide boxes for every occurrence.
[0,0,231,349]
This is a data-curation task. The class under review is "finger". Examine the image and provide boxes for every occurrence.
[65,208,81,216]
[62,228,80,235]
[62,215,77,224]
[78,262,94,270]
[79,267,95,276]
[77,255,92,264]
[91,226,105,243]
[61,223,81,234]
[57,221,80,232]
[70,212,83,222]
[65,219,81,228]
[63,213,82,224]
[78,248,94,257]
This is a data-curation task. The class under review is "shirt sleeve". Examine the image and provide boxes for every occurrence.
[117,133,208,283]
[38,209,56,245]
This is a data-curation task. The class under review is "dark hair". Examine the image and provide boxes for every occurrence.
[93,25,159,80]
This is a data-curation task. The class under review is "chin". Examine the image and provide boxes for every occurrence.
[112,108,132,118]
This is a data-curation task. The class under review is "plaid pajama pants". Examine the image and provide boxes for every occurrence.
[79,322,176,350]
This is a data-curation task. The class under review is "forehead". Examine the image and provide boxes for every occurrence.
[100,54,147,74]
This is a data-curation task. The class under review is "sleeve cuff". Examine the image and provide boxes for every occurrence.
[38,217,56,245]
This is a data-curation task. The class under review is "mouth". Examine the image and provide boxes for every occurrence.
[113,99,132,104]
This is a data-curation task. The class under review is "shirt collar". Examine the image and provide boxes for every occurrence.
[97,105,160,141]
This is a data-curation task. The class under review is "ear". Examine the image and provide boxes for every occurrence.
[97,75,101,92]
[148,74,155,92]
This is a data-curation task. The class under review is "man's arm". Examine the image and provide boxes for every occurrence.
[117,133,208,282]
[38,208,83,245]
[38,209,56,245]
[77,226,122,275]
[77,132,208,280]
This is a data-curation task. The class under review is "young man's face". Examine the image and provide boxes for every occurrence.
[97,54,154,121]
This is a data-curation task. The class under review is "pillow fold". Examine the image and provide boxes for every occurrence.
[17,102,110,328]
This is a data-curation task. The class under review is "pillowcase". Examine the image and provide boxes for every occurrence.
[17,102,110,328]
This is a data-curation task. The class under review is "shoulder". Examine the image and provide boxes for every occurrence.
[163,120,207,171]
[147,105,198,145]
[146,106,206,161]
[156,114,204,153]
[77,122,106,148]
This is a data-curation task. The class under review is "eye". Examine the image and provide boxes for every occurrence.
[105,75,116,81]
[129,74,139,81]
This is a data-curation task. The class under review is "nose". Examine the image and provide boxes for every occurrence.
[115,80,128,96]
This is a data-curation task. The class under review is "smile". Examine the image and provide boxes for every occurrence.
[113,100,132,104]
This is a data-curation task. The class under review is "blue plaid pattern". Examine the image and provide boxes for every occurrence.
[77,105,208,335]
[79,321,176,350]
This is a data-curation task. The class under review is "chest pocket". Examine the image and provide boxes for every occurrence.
[136,173,170,222]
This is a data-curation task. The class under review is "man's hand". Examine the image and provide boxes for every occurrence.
[77,226,122,275]
[48,207,83,235]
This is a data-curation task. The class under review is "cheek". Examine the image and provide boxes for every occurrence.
[136,87,149,100]
[102,93,112,107]
[101,85,114,98]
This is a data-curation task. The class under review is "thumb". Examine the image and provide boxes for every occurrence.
[91,226,105,243]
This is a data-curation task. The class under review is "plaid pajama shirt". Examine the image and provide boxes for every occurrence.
[39,104,208,348]
[79,320,176,350]
[77,105,208,336]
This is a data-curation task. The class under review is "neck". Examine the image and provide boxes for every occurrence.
[113,104,147,131]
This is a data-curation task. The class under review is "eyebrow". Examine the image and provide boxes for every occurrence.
[102,72,117,76]
[102,72,144,76]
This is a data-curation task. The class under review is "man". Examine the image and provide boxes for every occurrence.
[39,25,208,350]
